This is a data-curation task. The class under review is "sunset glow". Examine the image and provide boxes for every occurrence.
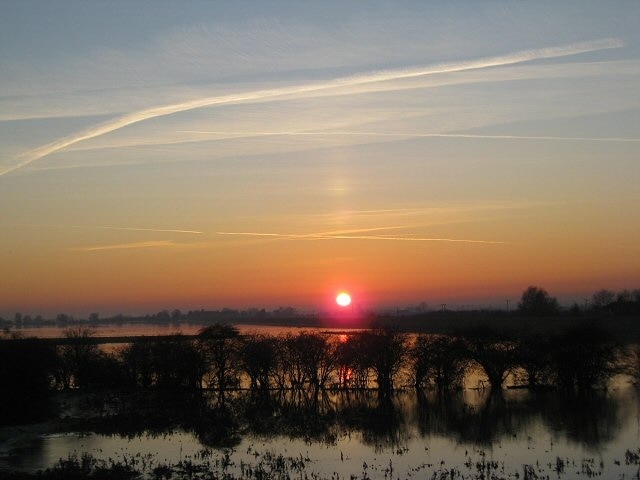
[0,2,639,317]
[336,293,352,308]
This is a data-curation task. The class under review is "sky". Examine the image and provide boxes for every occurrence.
[1,1,639,317]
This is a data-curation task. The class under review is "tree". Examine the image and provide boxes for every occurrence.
[616,289,632,303]
[240,334,276,392]
[57,327,101,389]
[552,323,619,390]
[294,332,336,392]
[517,286,559,314]
[461,326,517,391]
[359,324,408,393]
[591,289,615,310]
[199,324,241,402]
[413,334,467,391]
[514,334,554,388]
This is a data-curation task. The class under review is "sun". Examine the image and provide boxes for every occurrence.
[336,292,352,307]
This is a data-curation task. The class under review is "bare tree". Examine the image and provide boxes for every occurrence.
[413,334,467,391]
[514,334,554,388]
[461,326,518,391]
[335,334,371,389]
[360,325,408,393]
[240,334,276,392]
[57,327,100,389]
[295,332,337,392]
[199,324,241,400]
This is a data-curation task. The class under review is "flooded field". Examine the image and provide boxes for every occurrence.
[8,322,328,339]
[2,387,640,479]
[2,322,640,478]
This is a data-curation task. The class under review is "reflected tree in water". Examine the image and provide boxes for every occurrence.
[539,390,623,448]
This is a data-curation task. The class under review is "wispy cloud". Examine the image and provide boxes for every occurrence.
[216,231,507,245]
[5,58,637,123]
[1,38,623,176]
[82,225,203,234]
[179,130,640,143]
[3,224,203,234]
[69,240,177,252]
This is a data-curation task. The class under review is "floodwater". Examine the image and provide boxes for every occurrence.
[2,323,640,478]
[1,387,640,478]
[9,322,356,338]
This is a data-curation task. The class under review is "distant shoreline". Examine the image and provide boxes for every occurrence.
[4,311,640,343]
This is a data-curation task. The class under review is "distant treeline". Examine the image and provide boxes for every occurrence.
[2,319,639,424]
[3,285,640,329]
[2,306,314,329]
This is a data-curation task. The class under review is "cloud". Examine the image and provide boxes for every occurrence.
[83,225,203,234]
[178,130,640,143]
[3,224,203,234]
[4,58,638,124]
[69,240,177,252]
[216,231,507,245]
[0,38,623,177]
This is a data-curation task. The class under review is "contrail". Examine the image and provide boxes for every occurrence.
[181,130,640,143]
[216,231,506,244]
[69,240,176,252]
[82,225,203,234]
[216,225,414,240]
[0,38,623,176]
[2,223,203,234]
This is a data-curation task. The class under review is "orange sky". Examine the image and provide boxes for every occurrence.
[1,2,639,317]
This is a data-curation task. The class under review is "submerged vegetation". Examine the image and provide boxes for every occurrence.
[0,320,629,416]
[4,445,640,480]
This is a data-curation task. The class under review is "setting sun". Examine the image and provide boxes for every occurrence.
[336,292,352,307]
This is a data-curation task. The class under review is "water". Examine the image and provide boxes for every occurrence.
[2,323,640,478]
[9,322,357,339]
[1,388,639,478]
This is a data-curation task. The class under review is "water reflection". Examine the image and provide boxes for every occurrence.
[1,387,637,474]
[411,388,627,450]
[60,389,633,450]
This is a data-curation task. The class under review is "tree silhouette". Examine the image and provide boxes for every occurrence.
[199,324,241,401]
[518,286,559,314]
[240,334,276,392]
[591,289,615,310]
[461,326,517,391]
[552,323,619,390]
[514,334,554,388]
[412,334,467,391]
[57,327,101,389]
[294,332,336,392]
[360,325,408,393]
